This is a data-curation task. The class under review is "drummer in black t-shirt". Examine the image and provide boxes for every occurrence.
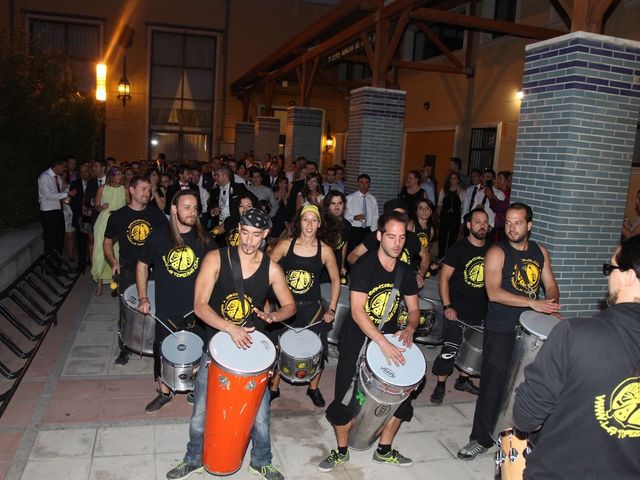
[136,190,217,413]
[319,210,420,472]
[430,208,489,405]
[104,176,167,365]
[320,191,351,281]
[347,198,429,289]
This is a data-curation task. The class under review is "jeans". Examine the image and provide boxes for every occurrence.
[184,354,273,468]
[469,329,516,448]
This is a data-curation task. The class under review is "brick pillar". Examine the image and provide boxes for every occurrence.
[234,122,254,159]
[512,32,640,317]
[284,107,322,171]
[253,116,280,163]
[345,87,406,207]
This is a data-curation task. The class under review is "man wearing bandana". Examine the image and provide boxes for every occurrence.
[166,208,295,480]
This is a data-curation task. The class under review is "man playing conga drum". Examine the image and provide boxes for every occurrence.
[319,210,421,471]
[166,208,295,480]
[513,237,640,479]
[136,190,216,412]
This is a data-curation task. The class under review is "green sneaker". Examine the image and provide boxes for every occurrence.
[317,449,350,472]
[166,461,203,480]
[372,448,413,467]
[247,464,284,480]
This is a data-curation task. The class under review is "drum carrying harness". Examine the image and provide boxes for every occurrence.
[341,265,404,406]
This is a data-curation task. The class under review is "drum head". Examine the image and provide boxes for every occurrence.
[519,311,560,340]
[162,330,203,363]
[419,297,436,311]
[321,283,349,307]
[209,330,276,374]
[123,281,156,316]
[280,329,322,358]
[365,334,426,387]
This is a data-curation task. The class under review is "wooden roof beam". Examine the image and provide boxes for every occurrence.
[350,55,470,75]
[413,21,463,69]
[410,7,566,39]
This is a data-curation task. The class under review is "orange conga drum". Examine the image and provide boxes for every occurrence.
[203,330,276,475]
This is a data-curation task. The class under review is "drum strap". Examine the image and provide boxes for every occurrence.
[341,266,403,406]
[228,248,254,328]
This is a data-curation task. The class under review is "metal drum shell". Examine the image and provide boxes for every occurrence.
[397,297,436,338]
[455,328,484,376]
[160,330,203,392]
[416,275,444,344]
[278,329,323,384]
[119,282,156,355]
[320,283,350,345]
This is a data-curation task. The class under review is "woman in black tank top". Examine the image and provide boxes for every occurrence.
[267,204,340,407]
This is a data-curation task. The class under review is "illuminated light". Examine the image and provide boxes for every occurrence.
[150,139,159,146]
[516,89,524,100]
[96,63,107,102]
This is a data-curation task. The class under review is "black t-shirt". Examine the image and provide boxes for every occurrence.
[341,251,419,352]
[442,238,489,324]
[105,205,167,268]
[513,304,640,479]
[362,230,421,270]
[139,226,216,324]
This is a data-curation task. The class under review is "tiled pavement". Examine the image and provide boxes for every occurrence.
[1,274,497,480]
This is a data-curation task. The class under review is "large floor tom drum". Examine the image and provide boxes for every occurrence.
[203,331,276,476]
[119,282,156,355]
[349,334,426,450]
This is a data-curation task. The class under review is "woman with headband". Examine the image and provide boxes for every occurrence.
[267,204,340,407]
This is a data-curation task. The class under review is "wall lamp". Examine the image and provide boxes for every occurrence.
[117,57,132,106]
[325,122,334,153]
[96,63,107,102]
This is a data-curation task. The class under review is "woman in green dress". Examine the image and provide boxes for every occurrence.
[91,167,128,295]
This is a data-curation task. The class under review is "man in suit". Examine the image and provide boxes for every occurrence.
[70,163,92,272]
[83,159,107,262]
[164,164,201,215]
[205,165,249,231]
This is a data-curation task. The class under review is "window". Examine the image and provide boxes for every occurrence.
[149,30,217,163]
[338,62,371,81]
[468,128,497,174]
[492,0,518,39]
[412,24,465,61]
[29,17,102,93]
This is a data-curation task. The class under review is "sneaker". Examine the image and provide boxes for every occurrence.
[186,391,194,405]
[145,392,173,413]
[372,449,413,467]
[457,440,488,460]
[430,384,445,404]
[114,349,131,366]
[247,464,284,480]
[454,378,480,395]
[318,449,350,472]
[307,387,326,407]
[166,461,203,480]
[269,388,280,403]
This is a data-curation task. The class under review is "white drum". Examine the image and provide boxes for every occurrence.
[278,329,323,383]
[161,330,203,391]
[349,334,427,450]
[208,330,277,376]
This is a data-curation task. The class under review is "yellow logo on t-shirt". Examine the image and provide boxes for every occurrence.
[227,229,239,247]
[335,235,346,250]
[365,283,399,325]
[286,270,314,294]
[594,376,640,439]
[464,256,485,288]
[221,293,254,325]
[163,246,199,278]
[399,248,411,265]
[417,232,429,250]
[511,259,541,296]
[127,219,151,246]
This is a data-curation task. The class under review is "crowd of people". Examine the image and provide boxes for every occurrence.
[36,152,639,480]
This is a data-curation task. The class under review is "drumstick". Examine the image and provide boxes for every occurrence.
[456,319,484,333]
[146,312,178,337]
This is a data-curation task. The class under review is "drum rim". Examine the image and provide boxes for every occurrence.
[208,331,276,375]
[161,330,204,360]
[364,335,426,387]
[518,311,560,339]
[161,357,199,369]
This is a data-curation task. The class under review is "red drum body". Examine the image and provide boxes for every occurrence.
[203,331,276,476]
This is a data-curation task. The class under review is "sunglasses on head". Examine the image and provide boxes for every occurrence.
[602,263,622,277]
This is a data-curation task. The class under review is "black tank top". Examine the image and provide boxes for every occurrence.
[205,247,271,341]
[279,238,323,303]
[485,240,545,332]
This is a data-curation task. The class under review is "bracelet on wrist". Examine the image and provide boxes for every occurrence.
[443,304,453,311]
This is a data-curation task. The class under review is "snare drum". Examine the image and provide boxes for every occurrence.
[203,331,276,476]
[493,311,560,437]
[119,282,156,355]
[278,329,322,383]
[349,334,426,450]
[397,296,436,338]
[160,330,203,391]
[455,327,483,376]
